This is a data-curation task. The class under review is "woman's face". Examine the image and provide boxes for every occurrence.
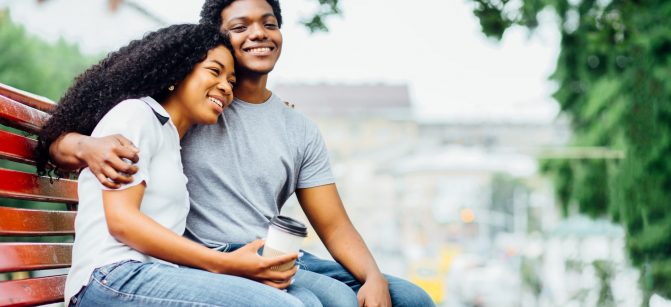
[173,45,236,125]
[220,0,282,75]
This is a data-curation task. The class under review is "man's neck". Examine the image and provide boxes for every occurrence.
[233,72,272,104]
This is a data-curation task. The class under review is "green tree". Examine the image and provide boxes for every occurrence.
[466,0,671,301]
[0,9,95,101]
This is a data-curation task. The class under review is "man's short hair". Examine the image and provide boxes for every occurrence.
[200,0,283,29]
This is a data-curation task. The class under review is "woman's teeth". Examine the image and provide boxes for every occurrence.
[208,97,223,108]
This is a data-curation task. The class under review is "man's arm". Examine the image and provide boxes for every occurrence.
[49,132,140,188]
[297,184,391,307]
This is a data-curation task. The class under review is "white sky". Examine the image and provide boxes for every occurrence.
[1,0,561,122]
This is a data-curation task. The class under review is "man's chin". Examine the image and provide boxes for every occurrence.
[239,65,275,76]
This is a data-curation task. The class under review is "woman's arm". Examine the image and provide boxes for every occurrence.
[297,184,391,307]
[49,132,139,188]
[103,183,298,289]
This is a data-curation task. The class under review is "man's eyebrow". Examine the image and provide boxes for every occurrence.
[226,13,277,23]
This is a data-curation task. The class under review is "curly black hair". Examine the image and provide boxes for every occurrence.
[200,0,282,30]
[35,24,232,176]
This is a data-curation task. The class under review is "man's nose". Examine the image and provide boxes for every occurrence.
[248,23,268,40]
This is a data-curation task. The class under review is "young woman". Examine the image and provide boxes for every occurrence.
[35,24,311,306]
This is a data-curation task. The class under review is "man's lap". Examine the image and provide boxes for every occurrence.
[298,250,436,307]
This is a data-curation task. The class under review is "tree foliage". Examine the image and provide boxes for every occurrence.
[467,0,671,300]
[0,9,95,101]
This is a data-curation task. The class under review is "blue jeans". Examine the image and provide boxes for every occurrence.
[71,260,320,307]
[222,244,434,307]
[297,251,436,307]
[220,244,357,307]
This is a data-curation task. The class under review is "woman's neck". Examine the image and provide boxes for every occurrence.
[161,100,192,139]
[233,71,272,103]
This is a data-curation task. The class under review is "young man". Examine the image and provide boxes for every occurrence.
[49,0,434,306]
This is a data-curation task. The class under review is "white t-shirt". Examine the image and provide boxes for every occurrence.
[64,97,189,303]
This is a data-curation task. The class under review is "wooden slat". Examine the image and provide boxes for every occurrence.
[0,275,66,307]
[0,169,77,204]
[0,130,37,165]
[0,207,75,236]
[0,96,49,135]
[0,243,72,273]
[0,83,56,114]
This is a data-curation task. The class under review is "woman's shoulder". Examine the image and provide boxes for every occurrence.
[92,97,160,136]
[110,97,154,116]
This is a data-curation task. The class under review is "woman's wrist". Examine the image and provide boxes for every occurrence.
[201,249,231,274]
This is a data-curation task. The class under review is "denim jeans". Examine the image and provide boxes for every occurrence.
[297,251,436,307]
[223,244,435,307]
[70,260,319,307]
[219,244,357,307]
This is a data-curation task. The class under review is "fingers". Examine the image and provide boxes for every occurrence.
[264,252,298,267]
[112,135,140,164]
[95,172,120,189]
[105,155,139,177]
[259,266,297,289]
[357,294,365,307]
[100,164,133,185]
[261,278,293,289]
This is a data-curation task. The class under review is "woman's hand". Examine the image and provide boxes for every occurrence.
[214,240,298,289]
[77,134,140,188]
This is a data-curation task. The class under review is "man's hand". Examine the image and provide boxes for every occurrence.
[356,274,391,307]
[216,240,298,289]
[77,134,139,188]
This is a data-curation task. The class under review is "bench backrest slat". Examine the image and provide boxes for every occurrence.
[0,275,67,307]
[0,82,74,306]
[0,169,77,204]
[0,83,56,114]
[0,207,75,236]
[0,243,72,273]
[0,96,49,135]
[0,130,37,165]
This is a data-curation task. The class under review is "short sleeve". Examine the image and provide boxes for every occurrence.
[296,120,335,189]
[90,99,160,190]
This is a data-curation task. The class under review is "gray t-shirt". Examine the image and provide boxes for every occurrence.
[181,93,334,246]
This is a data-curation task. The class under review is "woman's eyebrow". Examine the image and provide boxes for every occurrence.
[209,60,225,68]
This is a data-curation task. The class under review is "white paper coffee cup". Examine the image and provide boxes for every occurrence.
[262,215,307,271]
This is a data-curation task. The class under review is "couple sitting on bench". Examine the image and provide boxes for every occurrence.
[36,0,434,306]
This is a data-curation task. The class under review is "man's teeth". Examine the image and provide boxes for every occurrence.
[248,47,271,53]
[208,97,223,108]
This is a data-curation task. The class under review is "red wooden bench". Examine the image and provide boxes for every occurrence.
[0,82,77,306]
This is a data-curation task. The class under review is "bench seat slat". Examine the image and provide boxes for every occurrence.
[0,275,66,307]
[0,130,37,165]
[0,243,72,273]
[0,207,75,236]
[0,96,49,135]
[0,169,77,204]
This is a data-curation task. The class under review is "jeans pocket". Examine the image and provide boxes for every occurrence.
[93,260,139,281]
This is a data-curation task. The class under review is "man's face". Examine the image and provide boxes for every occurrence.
[220,0,282,75]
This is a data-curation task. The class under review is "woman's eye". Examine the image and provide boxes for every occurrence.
[228,80,237,87]
[208,68,220,75]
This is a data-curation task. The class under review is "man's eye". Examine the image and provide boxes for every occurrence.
[265,23,278,29]
[230,25,246,32]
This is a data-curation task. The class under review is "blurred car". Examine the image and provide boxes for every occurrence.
[409,260,446,304]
